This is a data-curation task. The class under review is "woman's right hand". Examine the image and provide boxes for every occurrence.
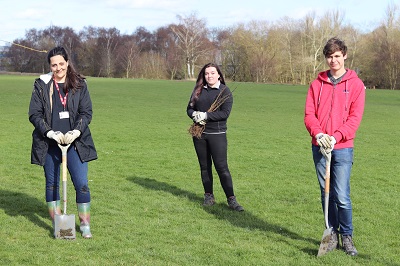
[46,130,64,144]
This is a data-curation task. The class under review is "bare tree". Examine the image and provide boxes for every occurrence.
[246,20,278,83]
[171,13,211,79]
[381,3,400,89]
[300,10,345,84]
[340,26,362,70]
[116,35,141,78]
[3,9,400,86]
[6,38,43,73]
[97,27,121,77]
[136,51,167,79]
[276,17,303,83]
[154,25,183,80]
[41,26,80,53]
[78,26,101,76]
[361,3,400,89]
[219,25,252,81]
[134,27,155,52]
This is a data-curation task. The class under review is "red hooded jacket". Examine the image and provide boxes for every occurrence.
[304,69,365,149]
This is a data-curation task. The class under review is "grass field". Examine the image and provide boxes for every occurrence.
[0,75,399,265]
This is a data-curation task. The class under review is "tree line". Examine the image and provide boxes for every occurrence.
[1,4,400,89]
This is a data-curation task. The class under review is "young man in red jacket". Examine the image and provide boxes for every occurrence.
[304,37,365,256]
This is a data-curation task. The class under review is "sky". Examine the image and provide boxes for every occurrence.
[0,0,396,45]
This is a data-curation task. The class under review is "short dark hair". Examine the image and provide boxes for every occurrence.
[323,37,347,58]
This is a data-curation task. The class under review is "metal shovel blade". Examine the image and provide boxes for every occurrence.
[54,213,76,239]
[317,227,333,256]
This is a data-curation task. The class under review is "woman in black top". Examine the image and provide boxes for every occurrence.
[187,63,243,211]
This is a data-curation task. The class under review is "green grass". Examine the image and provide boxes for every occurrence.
[0,75,399,265]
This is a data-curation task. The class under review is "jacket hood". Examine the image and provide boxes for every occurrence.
[39,72,53,84]
[317,69,359,84]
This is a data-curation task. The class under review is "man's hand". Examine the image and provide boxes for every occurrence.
[63,130,81,144]
[330,136,336,148]
[316,133,332,149]
[46,130,64,144]
[320,136,336,158]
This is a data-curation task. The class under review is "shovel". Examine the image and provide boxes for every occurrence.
[317,152,332,256]
[54,143,76,239]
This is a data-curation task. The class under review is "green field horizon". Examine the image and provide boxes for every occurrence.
[0,75,399,265]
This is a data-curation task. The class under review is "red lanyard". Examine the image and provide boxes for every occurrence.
[54,79,68,110]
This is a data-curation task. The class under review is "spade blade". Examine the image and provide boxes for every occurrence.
[54,214,76,240]
[317,227,333,257]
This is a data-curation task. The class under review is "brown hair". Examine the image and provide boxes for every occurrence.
[323,37,347,58]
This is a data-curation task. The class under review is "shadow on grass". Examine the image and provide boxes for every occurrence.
[128,177,400,264]
[0,189,52,236]
[128,176,319,254]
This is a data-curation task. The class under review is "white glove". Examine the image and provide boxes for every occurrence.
[192,111,199,122]
[46,130,64,144]
[320,136,336,157]
[63,130,81,144]
[316,133,331,149]
[324,136,336,153]
[192,111,199,118]
[193,112,207,123]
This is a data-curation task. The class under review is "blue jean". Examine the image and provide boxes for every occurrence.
[44,144,90,203]
[312,145,354,236]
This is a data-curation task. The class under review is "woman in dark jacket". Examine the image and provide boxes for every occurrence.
[29,46,97,238]
[187,63,243,211]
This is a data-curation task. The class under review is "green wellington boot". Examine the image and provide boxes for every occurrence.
[47,200,61,221]
[77,202,92,239]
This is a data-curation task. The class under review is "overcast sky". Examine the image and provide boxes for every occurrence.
[0,0,396,44]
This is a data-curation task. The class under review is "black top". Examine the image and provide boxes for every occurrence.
[186,83,233,134]
[51,82,71,135]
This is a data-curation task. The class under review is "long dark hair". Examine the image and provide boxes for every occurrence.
[189,63,225,107]
[47,46,85,93]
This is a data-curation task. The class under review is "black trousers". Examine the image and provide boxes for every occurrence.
[193,133,234,198]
